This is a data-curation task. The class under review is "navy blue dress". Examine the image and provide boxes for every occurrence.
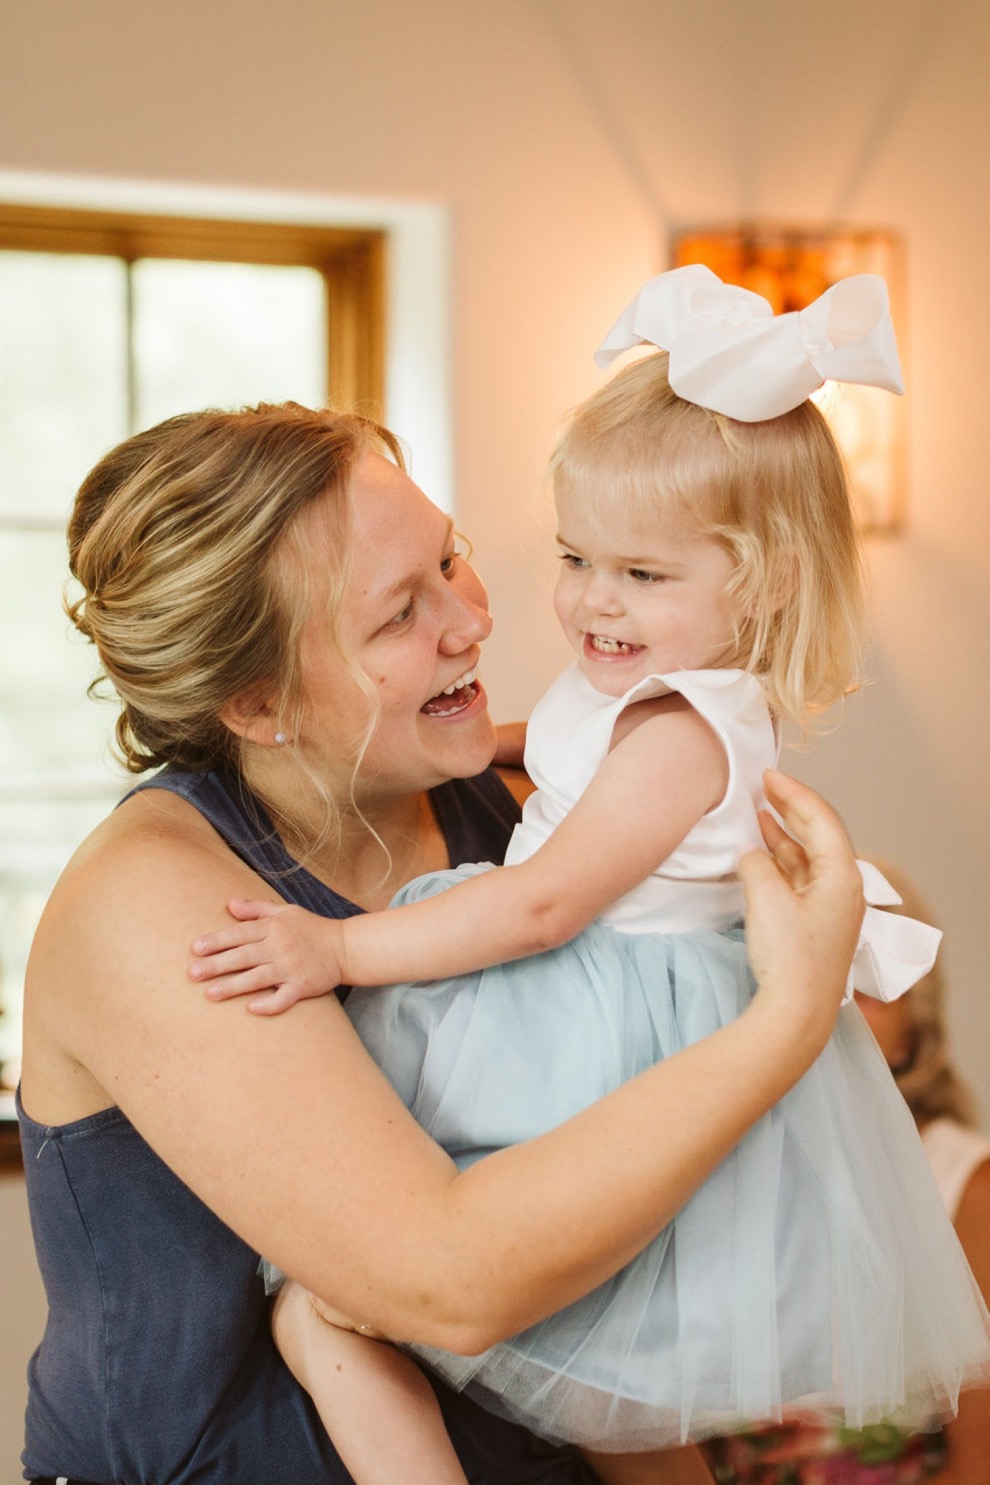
[19,766,600,1485]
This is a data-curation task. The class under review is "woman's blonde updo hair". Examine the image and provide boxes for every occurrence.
[67,402,403,776]
[549,352,865,730]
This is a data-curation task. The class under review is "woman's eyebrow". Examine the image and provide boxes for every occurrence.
[373,517,457,606]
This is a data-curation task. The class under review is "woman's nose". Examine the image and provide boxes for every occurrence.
[438,582,494,655]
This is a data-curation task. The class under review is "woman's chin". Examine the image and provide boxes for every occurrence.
[420,686,498,777]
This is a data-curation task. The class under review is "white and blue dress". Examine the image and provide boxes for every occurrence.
[345,666,990,1451]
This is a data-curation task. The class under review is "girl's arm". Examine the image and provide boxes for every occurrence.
[191,697,727,1010]
[24,771,863,1355]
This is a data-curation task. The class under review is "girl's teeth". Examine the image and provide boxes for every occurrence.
[592,637,634,653]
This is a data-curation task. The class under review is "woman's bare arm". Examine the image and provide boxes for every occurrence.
[22,771,862,1356]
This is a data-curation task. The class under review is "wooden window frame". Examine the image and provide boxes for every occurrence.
[0,201,386,412]
[0,203,386,1166]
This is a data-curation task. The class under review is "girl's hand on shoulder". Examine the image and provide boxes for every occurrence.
[189,898,345,1014]
[739,769,864,1046]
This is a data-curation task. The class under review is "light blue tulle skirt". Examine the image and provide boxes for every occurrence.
[344,864,990,1452]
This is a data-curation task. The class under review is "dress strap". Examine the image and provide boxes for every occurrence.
[127,766,521,918]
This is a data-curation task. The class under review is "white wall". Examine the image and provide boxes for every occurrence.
[2,0,990,1473]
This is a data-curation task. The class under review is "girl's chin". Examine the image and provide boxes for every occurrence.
[579,656,648,694]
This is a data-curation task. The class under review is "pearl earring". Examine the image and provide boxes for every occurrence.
[274,731,287,747]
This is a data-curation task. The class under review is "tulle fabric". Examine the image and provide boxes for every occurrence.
[345,864,990,1453]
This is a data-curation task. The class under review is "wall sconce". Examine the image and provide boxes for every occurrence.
[672,225,906,534]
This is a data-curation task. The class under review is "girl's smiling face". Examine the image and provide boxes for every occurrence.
[552,482,740,698]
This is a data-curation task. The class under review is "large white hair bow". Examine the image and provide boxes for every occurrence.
[595,264,904,422]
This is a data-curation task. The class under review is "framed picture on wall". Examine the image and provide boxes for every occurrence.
[672,224,906,533]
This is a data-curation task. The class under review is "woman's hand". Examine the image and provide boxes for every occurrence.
[739,769,864,1049]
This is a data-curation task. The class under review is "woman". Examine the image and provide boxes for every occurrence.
[18,402,865,1485]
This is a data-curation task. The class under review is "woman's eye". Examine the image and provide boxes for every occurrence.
[385,601,414,627]
[442,533,473,576]
[438,531,474,580]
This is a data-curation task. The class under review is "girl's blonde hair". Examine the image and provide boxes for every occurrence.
[549,352,865,729]
[67,401,403,780]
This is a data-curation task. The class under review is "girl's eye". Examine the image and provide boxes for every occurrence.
[558,553,588,570]
[440,554,456,576]
[629,568,665,584]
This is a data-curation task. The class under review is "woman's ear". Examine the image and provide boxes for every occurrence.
[219,685,283,747]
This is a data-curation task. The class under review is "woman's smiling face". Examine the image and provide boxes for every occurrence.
[294,450,497,802]
[552,481,740,697]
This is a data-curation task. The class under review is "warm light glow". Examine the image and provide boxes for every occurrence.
[673,226,906,533]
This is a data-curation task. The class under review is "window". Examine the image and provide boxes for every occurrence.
[0,203,385,1109]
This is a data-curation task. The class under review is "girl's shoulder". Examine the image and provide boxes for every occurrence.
[609,687,704,751]
[541,663,760,714]
[622,667,764,711]
[525,666,769,813]
[608,668,769,744]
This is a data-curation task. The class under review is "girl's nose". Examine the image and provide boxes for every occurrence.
[581,570,623,618]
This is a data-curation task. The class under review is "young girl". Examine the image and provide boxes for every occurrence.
[189,266,990,1484]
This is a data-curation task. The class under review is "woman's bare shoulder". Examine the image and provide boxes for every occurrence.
[51,787,258,916]
[32,787,281,1012]
[86,784,235,857]
[23,789,278,1119]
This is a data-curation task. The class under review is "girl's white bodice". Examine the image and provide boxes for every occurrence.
[504,666,774,935]
[502,663,941,1001]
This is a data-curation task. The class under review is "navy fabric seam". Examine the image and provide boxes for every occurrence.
[44,1133,120,1482]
